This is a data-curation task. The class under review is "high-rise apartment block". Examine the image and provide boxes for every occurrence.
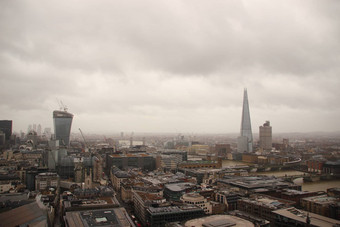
[259,121,272,151]
[237,89,253,152]
[53,110,73,146]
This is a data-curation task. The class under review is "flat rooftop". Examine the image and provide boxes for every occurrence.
[0,201,47,227]
[165,182,195,192]
[302,194,338,204]
[185,215,254,227]
[273,207,340,227]
[65,207,134,227]
[148,205,202,214]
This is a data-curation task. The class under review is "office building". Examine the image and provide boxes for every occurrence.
[107,154,156,171]
[53,110,73,146]
[185,215,255,227]
[64,208,134,227]
[181,192,211,214]
[238,89,253,152]
[259,121,272,151]
[273,207,340,227]
[301,194,340,219]
[0,120,12,141]
[147,206,205,227]
[35,172,60,191]
[238,194,295,224]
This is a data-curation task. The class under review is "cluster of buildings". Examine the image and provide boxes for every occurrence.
[1,90,340,226]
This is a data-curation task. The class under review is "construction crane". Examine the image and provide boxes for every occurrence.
[79,128,89,153]
[56,98,68,112]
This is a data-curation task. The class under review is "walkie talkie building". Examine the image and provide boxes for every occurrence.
[53,110,73,146]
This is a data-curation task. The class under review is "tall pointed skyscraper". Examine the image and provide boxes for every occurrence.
[238,88,253,152]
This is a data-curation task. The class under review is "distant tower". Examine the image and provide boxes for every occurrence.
[237,89,253,152]
[0,120,12,141]
[37,124,42,136]
[259,121,272,151]
[53,108,73,146]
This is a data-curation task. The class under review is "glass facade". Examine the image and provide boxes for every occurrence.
[239,89,253,152]
[53,110,73,146]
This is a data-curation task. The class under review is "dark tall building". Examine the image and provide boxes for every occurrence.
[0,120,12,140]
[53,110,73,146]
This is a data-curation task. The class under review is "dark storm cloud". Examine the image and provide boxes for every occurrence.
[0,0,340,133]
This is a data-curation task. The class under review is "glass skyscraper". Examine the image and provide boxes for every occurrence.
[53,110,73,146]
[238,89,253,152]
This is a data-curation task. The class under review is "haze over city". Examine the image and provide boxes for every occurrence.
[1,1,340,134]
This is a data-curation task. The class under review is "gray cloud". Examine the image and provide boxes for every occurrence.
[1,0,340,133]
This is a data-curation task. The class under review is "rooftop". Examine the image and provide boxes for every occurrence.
[165,182,195,192]
[302,194,338,204]
[65,207,134,227]
[273,207,340,227]
[0,201,47,227]
[185,215,254,227]
[148,205,202,214]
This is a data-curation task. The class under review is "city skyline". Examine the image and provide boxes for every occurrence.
[1,1,340,134]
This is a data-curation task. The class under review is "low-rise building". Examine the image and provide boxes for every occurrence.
[301,194,340,220]
[148,205,205,227]
[181,192,211,214]
[184,214,255,227]
[164,182,196,201]
[273,207,340,227]
[64,207,135,227]
[237,194,295,224]
[35,172,59,191]
[133,191,167,226]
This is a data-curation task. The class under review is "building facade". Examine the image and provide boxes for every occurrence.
[53,110,73,146]
[238,89,253,153]
[259,121,272,151]
[0,120,12,141]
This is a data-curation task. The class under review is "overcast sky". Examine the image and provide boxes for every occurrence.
[1,0,340,134]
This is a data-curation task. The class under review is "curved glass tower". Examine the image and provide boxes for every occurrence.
[238,89,253,152]
[53,110,73,146]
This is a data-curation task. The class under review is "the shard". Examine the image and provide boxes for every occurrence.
[238,88,253,152]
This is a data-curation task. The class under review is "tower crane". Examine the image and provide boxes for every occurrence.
[79,128,89,153]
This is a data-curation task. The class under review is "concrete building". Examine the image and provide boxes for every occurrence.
[148,205,205,227]
[217,176,300,194]
[35,172,59,191]
[107,153,156,171]
[214,190,242,211]
[181,192,211,214]
[301,194,340,219]
[0,201,48,226]
[178,160,222,169]
[237,194,295,224]
[164,182,196,201]
[64,207,135,227]
[133,191,167,226]
[273,207,340,227]
[259,121,272,151]
[185,215,255,227]
[110,168,131,191]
